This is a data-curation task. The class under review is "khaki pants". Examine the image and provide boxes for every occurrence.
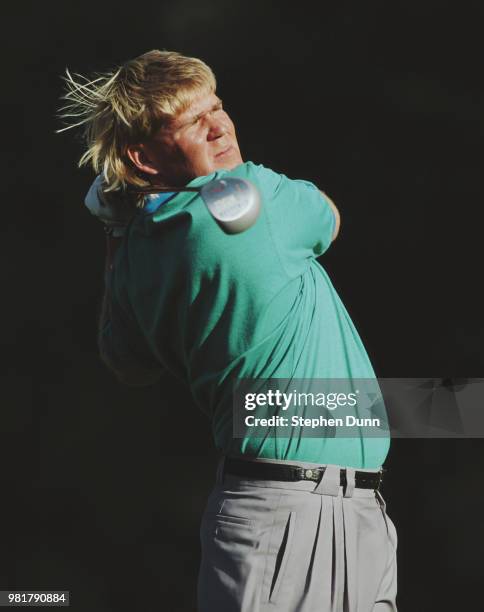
[197,457,398,612]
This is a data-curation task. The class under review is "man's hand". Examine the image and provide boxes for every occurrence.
[85,174,135,238]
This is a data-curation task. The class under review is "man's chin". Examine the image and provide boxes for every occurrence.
[212,150,243,171]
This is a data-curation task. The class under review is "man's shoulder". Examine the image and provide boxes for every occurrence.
[228,161,278,179]
[217,161,284,195]
[182,162,283,195]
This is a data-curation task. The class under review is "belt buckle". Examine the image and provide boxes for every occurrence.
[299,467,321,482]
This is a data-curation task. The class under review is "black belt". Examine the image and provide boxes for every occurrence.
[224,457,384,490]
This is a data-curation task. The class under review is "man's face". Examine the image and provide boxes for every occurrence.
[139,90,243,186]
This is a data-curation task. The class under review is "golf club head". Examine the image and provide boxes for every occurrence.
[200,178,261,234]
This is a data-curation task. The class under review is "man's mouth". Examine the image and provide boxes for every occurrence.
[215,146,233,159]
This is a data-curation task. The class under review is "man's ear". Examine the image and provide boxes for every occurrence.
[126,144,160,176]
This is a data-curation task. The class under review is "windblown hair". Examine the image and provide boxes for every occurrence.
[57,50,216,195]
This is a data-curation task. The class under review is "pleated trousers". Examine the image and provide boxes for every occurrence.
[197,456,398,612]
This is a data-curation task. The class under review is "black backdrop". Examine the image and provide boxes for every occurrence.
[2,1,483,610]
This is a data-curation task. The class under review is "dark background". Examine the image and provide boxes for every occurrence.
[2,1,483,610]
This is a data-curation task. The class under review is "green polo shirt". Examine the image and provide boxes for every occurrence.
[104,162,389,468]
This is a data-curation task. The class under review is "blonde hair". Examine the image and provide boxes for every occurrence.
[57,50,216,195]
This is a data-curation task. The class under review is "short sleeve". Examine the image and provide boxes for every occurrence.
[252,165,336,259]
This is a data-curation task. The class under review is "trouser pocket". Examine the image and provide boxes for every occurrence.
[198,512,265,612]
[375,491,398,565]
[262,511,297,604]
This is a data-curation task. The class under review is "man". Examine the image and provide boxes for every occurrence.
[58,49,397,611]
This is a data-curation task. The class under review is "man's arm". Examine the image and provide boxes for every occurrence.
[98,235,121,338]
[320,191,341,241]
[97,236,162,387]
[97,235,122,377]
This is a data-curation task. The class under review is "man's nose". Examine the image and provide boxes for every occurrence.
[206,114,227,140]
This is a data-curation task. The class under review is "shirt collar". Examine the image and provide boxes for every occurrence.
[142,192,176,214]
